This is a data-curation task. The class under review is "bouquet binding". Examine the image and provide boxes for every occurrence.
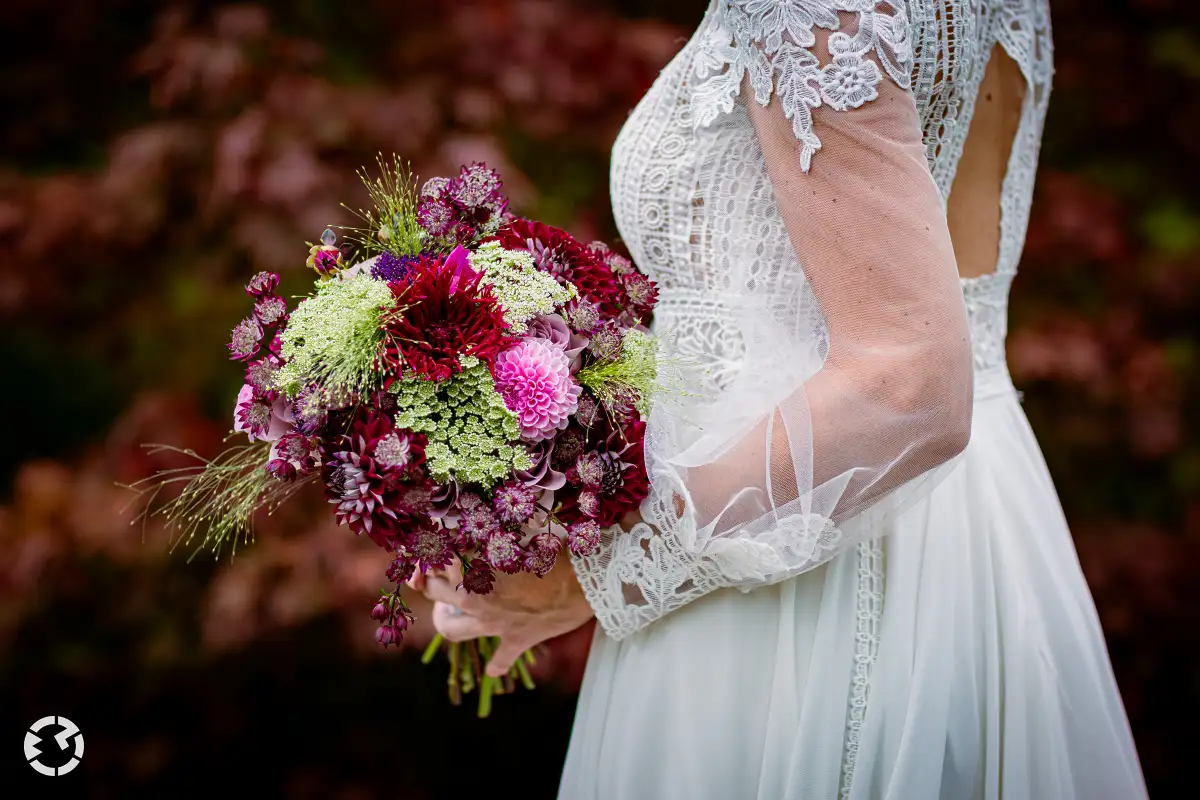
[126,157,661,715]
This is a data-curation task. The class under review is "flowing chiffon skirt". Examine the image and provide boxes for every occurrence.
[559,368,1147,799]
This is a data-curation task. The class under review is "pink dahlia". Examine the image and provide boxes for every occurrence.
[493,338,581,441]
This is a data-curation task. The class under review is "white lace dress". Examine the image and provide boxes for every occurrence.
[560,2,1148,798]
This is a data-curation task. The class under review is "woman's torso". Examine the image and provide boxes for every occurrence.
[610,0,1053,398]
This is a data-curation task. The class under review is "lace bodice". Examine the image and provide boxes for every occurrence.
[573,0,1053,642]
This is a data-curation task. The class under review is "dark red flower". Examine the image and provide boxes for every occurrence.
[494,219,629,320]
[460,559,496,594]
[381,247,512,381]
[321,408,428,550]
[556,414,649,528]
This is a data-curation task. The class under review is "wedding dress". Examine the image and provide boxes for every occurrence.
[560,2,1148,798]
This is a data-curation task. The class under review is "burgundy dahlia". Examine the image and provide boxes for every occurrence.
[321,409,428,550]
[381,247,512,381]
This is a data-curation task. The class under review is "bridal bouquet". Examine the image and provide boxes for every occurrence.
[128,159,659,714]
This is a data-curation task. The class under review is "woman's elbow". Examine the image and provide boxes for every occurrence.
[928,352,974,463]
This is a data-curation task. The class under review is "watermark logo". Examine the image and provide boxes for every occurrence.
[24,716,84,776]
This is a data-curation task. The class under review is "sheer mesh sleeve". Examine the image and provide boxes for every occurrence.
[573,2,974,640]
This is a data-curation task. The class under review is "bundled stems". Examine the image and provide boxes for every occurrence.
[419,633,537,718]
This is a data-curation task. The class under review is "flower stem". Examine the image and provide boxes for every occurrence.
[514,657,536,691]
[420,633,444,664]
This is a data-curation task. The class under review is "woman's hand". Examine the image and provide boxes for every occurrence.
[408,551,595,678]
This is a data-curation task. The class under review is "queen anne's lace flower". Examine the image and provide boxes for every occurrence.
[469,241,575,332]
[493,339,582,441]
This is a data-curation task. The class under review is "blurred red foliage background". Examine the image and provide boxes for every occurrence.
[1,0,1197,796]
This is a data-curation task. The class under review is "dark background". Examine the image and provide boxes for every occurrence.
[2,0,1197,796]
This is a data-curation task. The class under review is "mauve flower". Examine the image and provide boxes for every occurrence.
[515,439,566,491]
[370,603,390,622]
[429,479,460,521]
[245,354,283,393]
[493,338,582,441]
[566,298,601,333]
[233,384,292,442]
[265,459,296,481]
[576,490,600,518]
[574,452,606,490]
[575,393,601,428]
[457,502,499,546]
[525,313,589,370]
[386,555,416,585]
[587,321,624,362]
[269,431,319,475]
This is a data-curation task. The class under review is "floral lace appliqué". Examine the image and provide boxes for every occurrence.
[693,1,912,171]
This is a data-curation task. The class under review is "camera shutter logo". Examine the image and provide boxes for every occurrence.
[24,716,84,776]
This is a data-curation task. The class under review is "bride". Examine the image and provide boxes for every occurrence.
[410,1,1150,797]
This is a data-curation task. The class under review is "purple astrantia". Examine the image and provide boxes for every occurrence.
[254,294,288,326]
[245,355,283,393]
[567,519,602,556]
[522,531,562,578]
[484,530,523,574]
[228,316,264,361]
[233,384,292,442]
[245,271,280,296]
[413,524,454,573]
[492,480,538,525]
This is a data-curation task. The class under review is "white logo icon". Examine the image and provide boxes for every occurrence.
[25,716,84,776]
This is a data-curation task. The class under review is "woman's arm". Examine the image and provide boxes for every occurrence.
[417,7,973,650]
